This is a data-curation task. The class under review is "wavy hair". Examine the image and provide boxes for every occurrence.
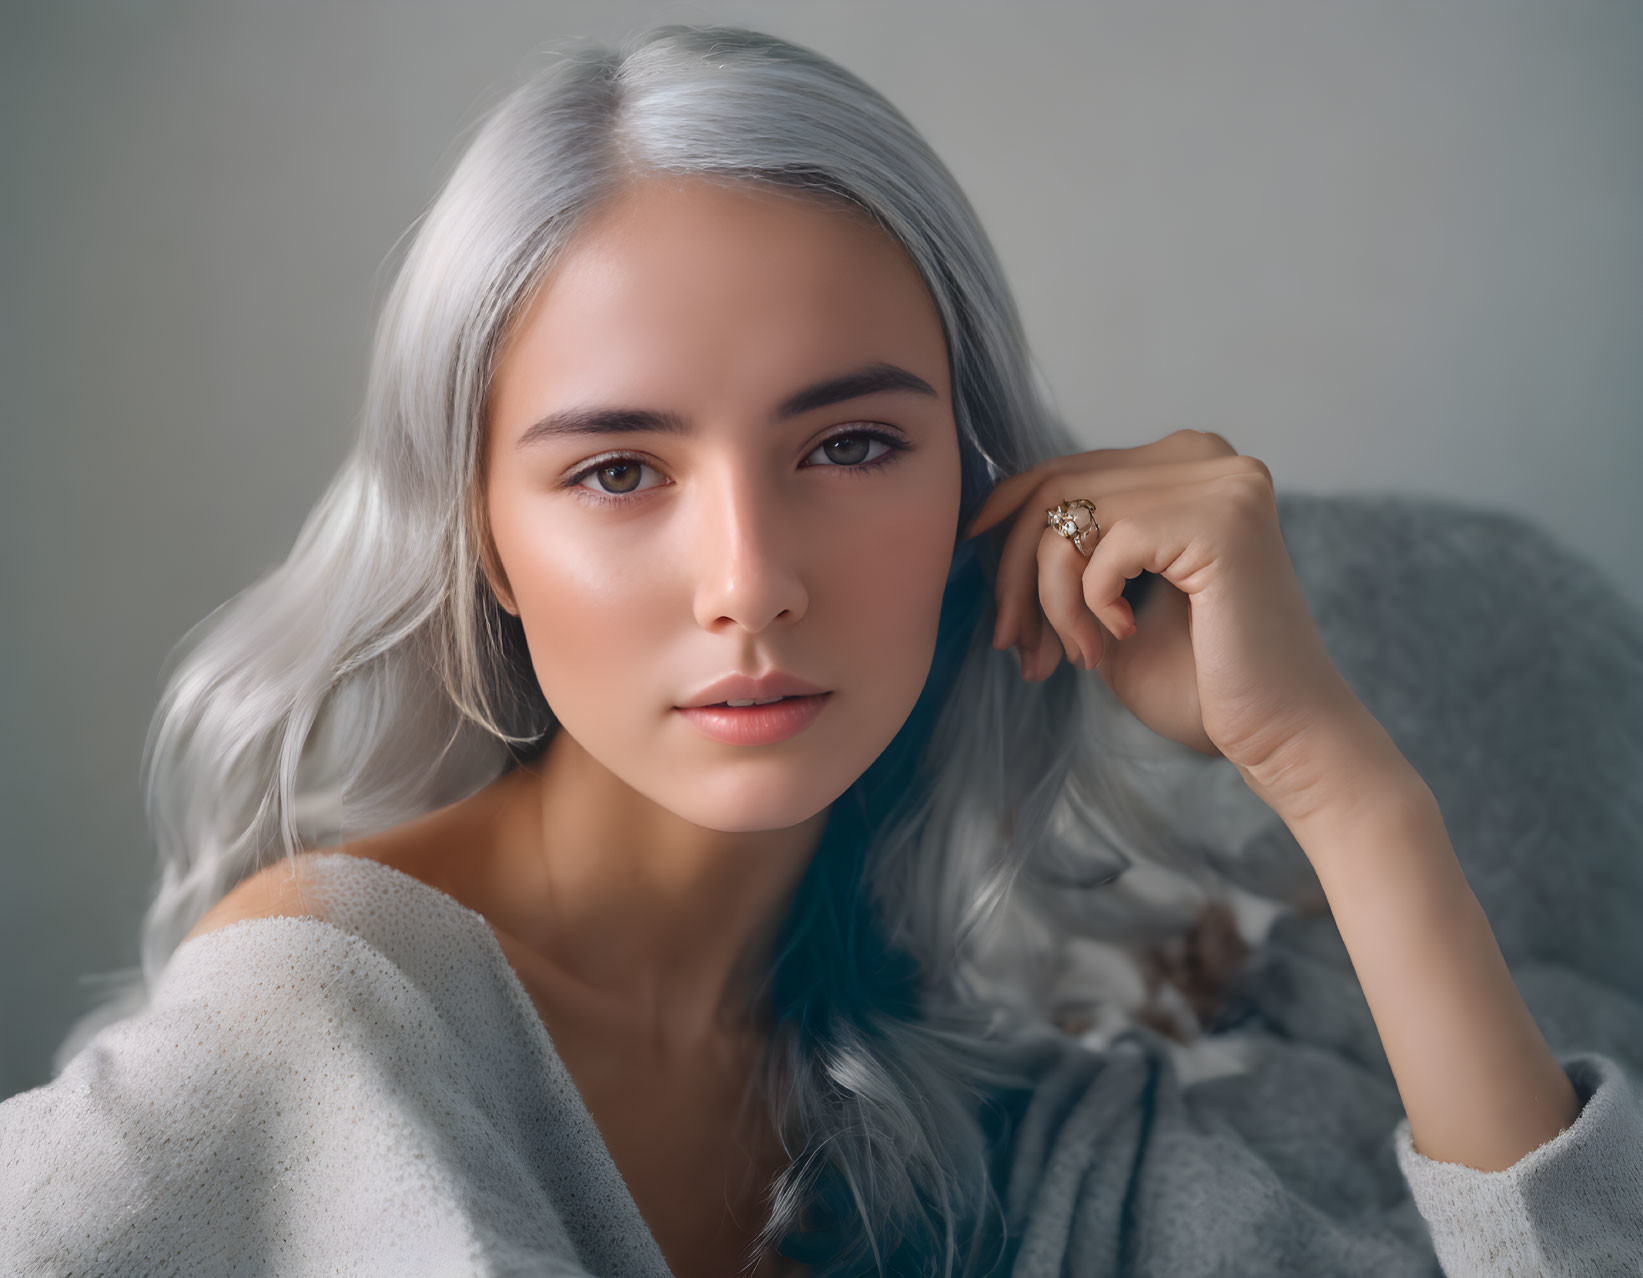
[53,22,1290,1278]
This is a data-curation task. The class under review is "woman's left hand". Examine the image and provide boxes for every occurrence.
[962,429,1389,824]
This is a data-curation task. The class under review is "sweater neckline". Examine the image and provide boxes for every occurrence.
[298,849,682,1278]
[303,848,531,980]
[300,849,835,1274]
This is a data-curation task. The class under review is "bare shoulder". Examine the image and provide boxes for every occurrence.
[182,847,380,943]
[181,766,524,946]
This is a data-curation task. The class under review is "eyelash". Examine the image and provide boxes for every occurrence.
[561,426,913,508]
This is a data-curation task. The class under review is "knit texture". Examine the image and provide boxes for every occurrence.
[2,858,675,1278]
[1393,1056,1642,1276]
[5,490,1642,1275]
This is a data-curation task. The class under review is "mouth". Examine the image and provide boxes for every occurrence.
[673,692,832,746]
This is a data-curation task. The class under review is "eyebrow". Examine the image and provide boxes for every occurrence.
[512,360,939,451]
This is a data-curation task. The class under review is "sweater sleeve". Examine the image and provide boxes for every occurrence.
[1392,1051,1643,1277]
[0,918,505,1276]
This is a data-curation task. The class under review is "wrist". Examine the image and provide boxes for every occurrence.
[1241,700,1434,840]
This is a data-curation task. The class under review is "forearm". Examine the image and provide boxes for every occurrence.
[1280,725,1582,1173]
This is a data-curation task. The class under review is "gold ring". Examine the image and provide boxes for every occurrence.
[1046,498,1100,557]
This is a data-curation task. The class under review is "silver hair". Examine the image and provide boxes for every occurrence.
[53,22,1286,1278]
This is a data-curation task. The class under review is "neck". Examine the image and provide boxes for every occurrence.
[485,729,828,1056]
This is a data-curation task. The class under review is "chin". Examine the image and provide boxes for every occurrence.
[655,766,854,834]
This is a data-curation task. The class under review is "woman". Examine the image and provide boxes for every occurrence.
[4,22,1639,1278]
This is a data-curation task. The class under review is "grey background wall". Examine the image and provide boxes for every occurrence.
[3,0,1639,1098]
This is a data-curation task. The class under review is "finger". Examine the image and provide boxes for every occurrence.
[1013,595,1046,682]
[1037,470,1245,648]
[1011,597,1055,678]
[1025,623,1065,682]
[1037,527,1105,671]
[963,457,1074,542]
[1050,453,1270,501]
[992,477,1064,650]
[962,429,1239,540]
[992,453,1263,650]
[996,472,1119,652]
[1078,497,1205,640]
[1020,590,1044,654]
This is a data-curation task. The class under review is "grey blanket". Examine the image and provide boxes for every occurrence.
[981,490,1643,1276]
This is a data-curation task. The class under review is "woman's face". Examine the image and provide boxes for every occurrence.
[483,176,962,833]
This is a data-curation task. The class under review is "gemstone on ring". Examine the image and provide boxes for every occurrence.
[1047,498,1099,555]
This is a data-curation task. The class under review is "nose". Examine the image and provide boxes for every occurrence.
[689,464,810,636]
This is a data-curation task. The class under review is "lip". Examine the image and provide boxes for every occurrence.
[674,693,832,746]
[677,671,830,709]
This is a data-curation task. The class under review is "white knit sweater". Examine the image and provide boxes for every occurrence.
[3,850,1639,1276]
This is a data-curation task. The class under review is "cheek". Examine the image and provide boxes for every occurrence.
[823,486,956,690]
[492,505,667,716]
[834,496,952,666]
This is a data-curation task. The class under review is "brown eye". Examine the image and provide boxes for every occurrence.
[594,462,642,494]
[564,453,665,505]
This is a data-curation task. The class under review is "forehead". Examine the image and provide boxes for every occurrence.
[492,176,948,410]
